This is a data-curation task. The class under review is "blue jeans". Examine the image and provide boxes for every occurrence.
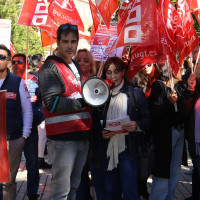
[24,131,39,197]
[91,138,140,200]
[50,140,89,200]
[150,128,184,200]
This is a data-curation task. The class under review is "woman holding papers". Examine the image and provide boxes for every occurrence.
[90,57,151,200]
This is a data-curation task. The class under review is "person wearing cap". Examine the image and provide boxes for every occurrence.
[0,45,33,200]
[38,23,92,200]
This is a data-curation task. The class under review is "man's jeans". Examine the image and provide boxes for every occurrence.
[50,140,89,200]
[24,132,39,197]
[150,128,184,200]
[0,184,2,200]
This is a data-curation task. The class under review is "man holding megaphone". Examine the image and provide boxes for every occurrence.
[38,23,92,200]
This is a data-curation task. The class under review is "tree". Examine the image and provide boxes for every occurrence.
[0,0,47,56]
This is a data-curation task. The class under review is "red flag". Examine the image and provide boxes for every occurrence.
[190,0,200,11]
[109,0,158,54]
[0,91,10,182]
[18,0,51,26]
[194,9,200,24]
[118,0,134,22]
[95,0,118,28]
[48,0,84,32]
[176,0,199,67]
[10,42,17,57]
[159,0,179,74]
[40,29,57,47]
[89,0,100,32]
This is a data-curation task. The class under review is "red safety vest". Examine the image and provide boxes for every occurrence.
[43,60,92,136]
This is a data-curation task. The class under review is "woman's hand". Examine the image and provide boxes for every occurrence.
[187,73,196,91]
[102,130,116,139]
[121,121,137,132]
[168,90,178,104]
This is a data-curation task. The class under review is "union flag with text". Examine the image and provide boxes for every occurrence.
[48,0,84,32]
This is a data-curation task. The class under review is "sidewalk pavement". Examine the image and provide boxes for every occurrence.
[16,154,192,200]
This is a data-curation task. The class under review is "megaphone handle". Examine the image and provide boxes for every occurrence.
[97,61,105,77]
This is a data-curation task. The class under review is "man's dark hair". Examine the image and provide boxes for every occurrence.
[57,23,79,42]
[0,44,11,61]
[12,53,26,61]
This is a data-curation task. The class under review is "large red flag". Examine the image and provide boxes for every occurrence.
[194,9,200,25]
[0,91,10,182]
[109,0,158,54]
[176,0,199,67]
[48,0,84,32]
[18,0,51,26]
[190,0,200,25]
[95,0,118,28]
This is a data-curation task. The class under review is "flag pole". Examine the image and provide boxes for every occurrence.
[166,55,178,112]
[97,61,104,77]
[50,19,54,55]
[25,26,29,83]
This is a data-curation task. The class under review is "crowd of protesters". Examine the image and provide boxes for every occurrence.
[0,22,200,200]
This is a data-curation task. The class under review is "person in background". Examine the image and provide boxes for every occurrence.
[74,48,96,200]
[74,48,96,81]
[29,54,44,77]
[184,49,200,200]
[149,65,194,200]
[38,23,92,200]
[28,53,51,169]
[12,53,43,200]
[131,63,160,200]
[0,45,33,200]
[90,56,151,200]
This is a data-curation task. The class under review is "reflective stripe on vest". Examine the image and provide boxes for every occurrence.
[45,111,90,125]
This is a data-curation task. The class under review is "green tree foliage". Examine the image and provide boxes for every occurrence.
[0,0,46,55]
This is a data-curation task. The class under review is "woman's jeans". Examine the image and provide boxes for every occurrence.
[90,136,140,200]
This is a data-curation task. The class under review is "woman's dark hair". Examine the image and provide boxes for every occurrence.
[102,57,127,79]
[31,54,43,67]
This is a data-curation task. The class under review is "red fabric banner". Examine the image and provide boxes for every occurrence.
[176,0,199,67]
[48,0,84,32]
[95,0,118,28]
[89,0,101,43]
[0,91,10,182]
[109,0,158,54]
[18,0,51,27]
[40,29,57,47]
[10,42,17,57]
[159,0,179,74]
[190,0,200,11]
[194,9,200,25]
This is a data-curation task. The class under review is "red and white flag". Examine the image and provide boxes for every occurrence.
[159,0,179,74]
[176,0,199,67]
[10,42,17,57]
[95,0,118,28]
[48,0,84,32]
[109,0,158,54]
[0,91,10,182]
[18,0,51,27]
